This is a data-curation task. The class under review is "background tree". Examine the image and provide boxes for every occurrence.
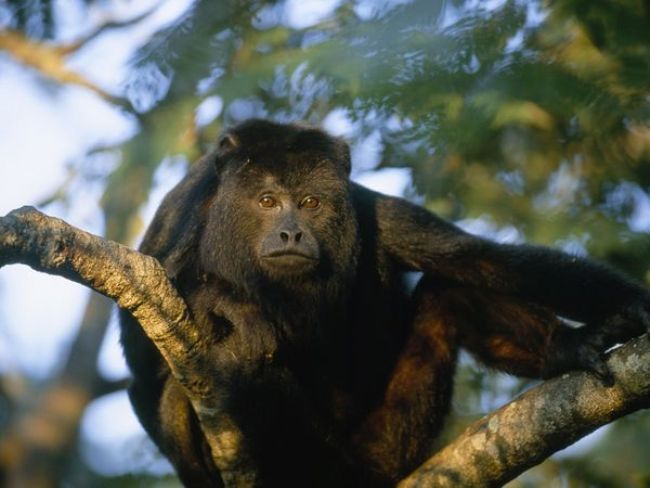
[0,0,648,486]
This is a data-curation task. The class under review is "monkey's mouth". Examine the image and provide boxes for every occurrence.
[261,251,319,270]
[263,251,318,261]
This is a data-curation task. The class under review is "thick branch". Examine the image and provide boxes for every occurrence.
[398,335,650,487]
[0,207,198,360]
[0,31,130,109]
[0,207,253,480]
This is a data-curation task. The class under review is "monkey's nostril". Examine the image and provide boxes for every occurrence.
[295,232,302,243]
[280,231,290,243]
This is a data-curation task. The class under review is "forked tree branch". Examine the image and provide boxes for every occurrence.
[0,207,196,353]
[0,207,255,483]
[0,206,648,487]
[399,335,650,487]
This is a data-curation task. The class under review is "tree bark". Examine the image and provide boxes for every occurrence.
[1,206,648,487]
[0,207,254,481]
[398,335,650,487]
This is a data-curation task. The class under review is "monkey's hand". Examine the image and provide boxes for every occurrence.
[543,294,650,385]
[619,293,650,333]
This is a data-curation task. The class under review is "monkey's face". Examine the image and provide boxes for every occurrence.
[253,176,323,277]
[198,122,359,295]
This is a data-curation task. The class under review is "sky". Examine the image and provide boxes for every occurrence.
[0,0,413,476]
[0,0,195,475]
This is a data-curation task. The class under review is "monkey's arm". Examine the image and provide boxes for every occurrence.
[138,151,218,274]
[363,185,649,379]
[364,185,649,323]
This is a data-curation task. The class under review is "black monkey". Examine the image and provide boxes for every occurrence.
[119,119,650,487]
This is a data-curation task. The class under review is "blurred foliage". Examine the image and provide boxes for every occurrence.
[117,0,650,277]
[2,0,650,486]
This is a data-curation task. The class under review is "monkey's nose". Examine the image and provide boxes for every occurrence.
[280,230,303,244]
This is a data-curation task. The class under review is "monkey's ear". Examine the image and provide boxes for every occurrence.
[218,132,239,154]
[215,132,241,173]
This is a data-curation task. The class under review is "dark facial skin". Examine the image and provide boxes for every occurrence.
[257,188,321,273]
[206,170,326,280]
[199,137,359,305]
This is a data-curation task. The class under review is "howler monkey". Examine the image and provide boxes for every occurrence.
[120,119,650,487]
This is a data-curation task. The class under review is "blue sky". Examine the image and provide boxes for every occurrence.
[0,0,413,476]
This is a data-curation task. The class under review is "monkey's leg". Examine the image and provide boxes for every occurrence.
[351,280,460,481]
[155,378,224,487]
[352,278,565,481]
[444,285,562,378]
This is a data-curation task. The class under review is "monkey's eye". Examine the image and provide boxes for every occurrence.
[301,196,321,209]
[259,196,277,209]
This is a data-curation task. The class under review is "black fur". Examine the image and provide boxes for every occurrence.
[120,119,650,487]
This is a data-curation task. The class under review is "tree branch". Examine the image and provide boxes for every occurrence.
[398,335,650,487]
[0,31,131,109]
[0,207,187,335]
[0,206,255,482]
[60,3,163,55]
[0,207,648,487]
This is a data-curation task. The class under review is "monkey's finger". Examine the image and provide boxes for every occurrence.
[626,299,650,333]
[581,353,614,387]
[640,305,650,333]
